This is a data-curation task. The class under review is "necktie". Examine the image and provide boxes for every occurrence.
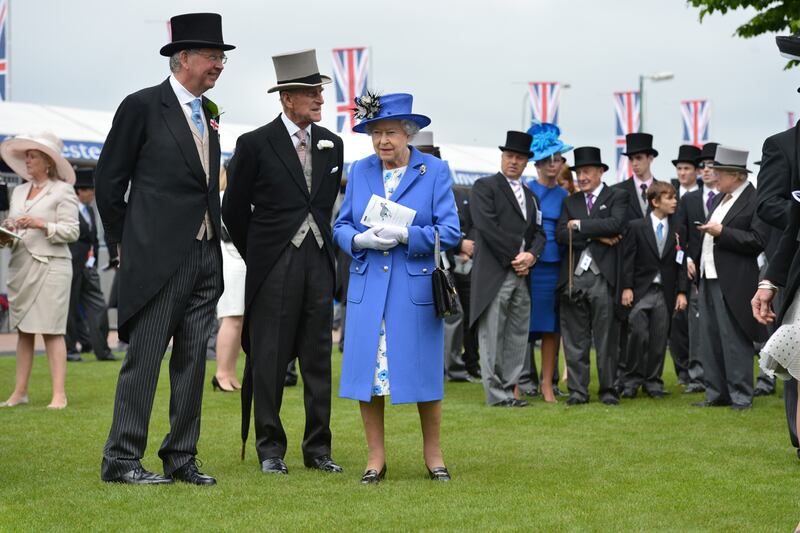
[656,221,664,242]
[586,192,594,212]
[81,204,92,229]
[295,129,308,166]
[640,183,648,203]
[190,99,204,137]
[510,180,526,219]
[706,191,716,212]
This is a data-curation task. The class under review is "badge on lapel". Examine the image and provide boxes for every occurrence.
[205,99,223,133]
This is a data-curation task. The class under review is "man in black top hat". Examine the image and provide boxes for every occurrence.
[96,12,234,485]
[65,168,116,363]
[556,147,627,405]
[668,144,702,386]
[469,131,546,407]
[223,49,343,475]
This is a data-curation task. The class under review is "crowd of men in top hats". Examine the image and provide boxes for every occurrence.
[460,129,772,411]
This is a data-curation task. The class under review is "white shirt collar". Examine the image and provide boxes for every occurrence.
[650,211,668,234]
[169,74,200,107]
[281,112,312,146]
[727,181,749,203]
[586,182,604,199]
[632,175,653,189]
[679,184,698,197]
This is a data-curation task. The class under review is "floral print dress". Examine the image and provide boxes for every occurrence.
[372,165,406,396]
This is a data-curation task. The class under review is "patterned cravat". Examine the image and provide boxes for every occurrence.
[509,179,526,219]
[295,128,308,166]
[190,98,204,137]
[706,191,716,212]
[586,192,595,212]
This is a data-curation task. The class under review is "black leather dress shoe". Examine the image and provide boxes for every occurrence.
[108,467,173,485]
[730,403,752,411]
[646,390,670,399]
[512,399,529,407]
[284,376,298,387]
[520,388,540,398]
[753,388,775,397]
[305,454,343,473]
[683,383,706,394]
[96,352,117,361]
[427,466,451,481]
[66,351,83,362]
[552,387,565,397]
[566,397,588,406]
[261,457,288,474]
[692,400,731,407]
[360,464,386,484]
[171,460,216,485]
[621,388,637,399]
[601,397,620,406]
[492,399,515,407]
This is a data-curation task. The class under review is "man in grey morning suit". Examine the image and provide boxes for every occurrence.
[95,13,232,485]
[469,131,546,407]
[556,147,627,406]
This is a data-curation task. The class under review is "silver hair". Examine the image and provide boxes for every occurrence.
[169,49,197,73]
[364,119,420,137]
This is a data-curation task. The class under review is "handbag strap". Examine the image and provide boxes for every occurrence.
[434,228,441,269]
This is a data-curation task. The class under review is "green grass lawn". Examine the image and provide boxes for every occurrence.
[0,349,798,532]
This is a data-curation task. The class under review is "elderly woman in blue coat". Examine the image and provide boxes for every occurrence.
[333,93,460,484]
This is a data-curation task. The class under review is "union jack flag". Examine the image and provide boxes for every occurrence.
[789,111,797,129]
[0,0,8,101]
[332,47,369,133]
[613,91,640,182]
[680,99,711,148]
[528,82,561,126]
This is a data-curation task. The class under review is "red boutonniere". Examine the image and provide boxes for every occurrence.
[205,99,223,132]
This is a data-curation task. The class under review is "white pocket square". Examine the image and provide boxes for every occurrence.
[599,205,607,210]
[330,166,339,174]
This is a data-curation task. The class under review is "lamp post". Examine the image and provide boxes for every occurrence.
[638,72,673,132]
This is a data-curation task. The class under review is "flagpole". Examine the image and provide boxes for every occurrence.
[6,0,10,101]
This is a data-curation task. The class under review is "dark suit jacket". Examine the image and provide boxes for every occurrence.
[222,115,344,352]
[446,185,474,268]
[95,78,222,341]
[762,125,800,321]
[555,184,627,291]
[677,184,708,269]
[468,173,546,326]
[621,214,688,314]
[69,204,99,271]
[671,178,703,200]
[707,184,769,342]
[613,177,659,221]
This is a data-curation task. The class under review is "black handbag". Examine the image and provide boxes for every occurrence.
[432,228,462,318]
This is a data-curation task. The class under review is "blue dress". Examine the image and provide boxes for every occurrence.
[526,180,568,333]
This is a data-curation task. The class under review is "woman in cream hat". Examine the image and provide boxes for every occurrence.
[0,132,79,409]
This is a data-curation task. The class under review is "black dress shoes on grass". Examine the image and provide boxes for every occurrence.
[305,454,343,473]
[360,464,386,484]
[601,397,620,406]
[427,466,451,481]
[566,397,588,406]
[108,467,173,485]
[171,460,216,485]
[683,383,705,394]
[691,400,731,408]
[261,457,288,474]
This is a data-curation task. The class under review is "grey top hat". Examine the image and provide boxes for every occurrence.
[410,131,435,147]
[712,145,752,173]
[268,49,332,94]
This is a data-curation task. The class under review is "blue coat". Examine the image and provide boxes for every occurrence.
[333,147,460,404]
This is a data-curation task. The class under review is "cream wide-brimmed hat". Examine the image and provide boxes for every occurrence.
[0,131,75,185]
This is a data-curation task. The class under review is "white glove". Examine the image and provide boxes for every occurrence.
[375,225,408,244]
[353,227,398,251]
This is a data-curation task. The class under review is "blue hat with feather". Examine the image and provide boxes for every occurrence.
[526,122,573,162]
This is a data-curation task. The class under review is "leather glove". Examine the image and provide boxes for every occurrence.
[374,225,408,244]
[353,227,398,251]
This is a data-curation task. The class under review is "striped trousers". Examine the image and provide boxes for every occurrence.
[101,240,222,480]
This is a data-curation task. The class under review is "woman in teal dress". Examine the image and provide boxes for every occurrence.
[523,123,571,403]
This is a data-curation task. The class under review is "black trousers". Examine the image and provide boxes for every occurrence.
[101,240,221,480]
[669,305,690,383]
[249,237,334,462]
[454,272,480,374]
[66,266,111,358]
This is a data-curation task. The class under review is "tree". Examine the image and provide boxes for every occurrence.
[688,0,800,68]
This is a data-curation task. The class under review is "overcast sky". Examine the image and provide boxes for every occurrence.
[7,0,798,178]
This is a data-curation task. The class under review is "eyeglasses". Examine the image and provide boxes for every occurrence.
[191,51,228,64]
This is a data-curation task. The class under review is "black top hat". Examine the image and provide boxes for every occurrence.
[498,131,533,158]
[160,13,235,57]
[74,168,94,189]
[695,142,719,165]
[777,35,800,60]
[621,133,658,157]
[570,146,608,172]
[672,144,702,167]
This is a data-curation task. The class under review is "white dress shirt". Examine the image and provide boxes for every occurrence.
[281,112,312,148]
[169,74,206,124]
[700,181,748,279]
[679,184,698,198]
